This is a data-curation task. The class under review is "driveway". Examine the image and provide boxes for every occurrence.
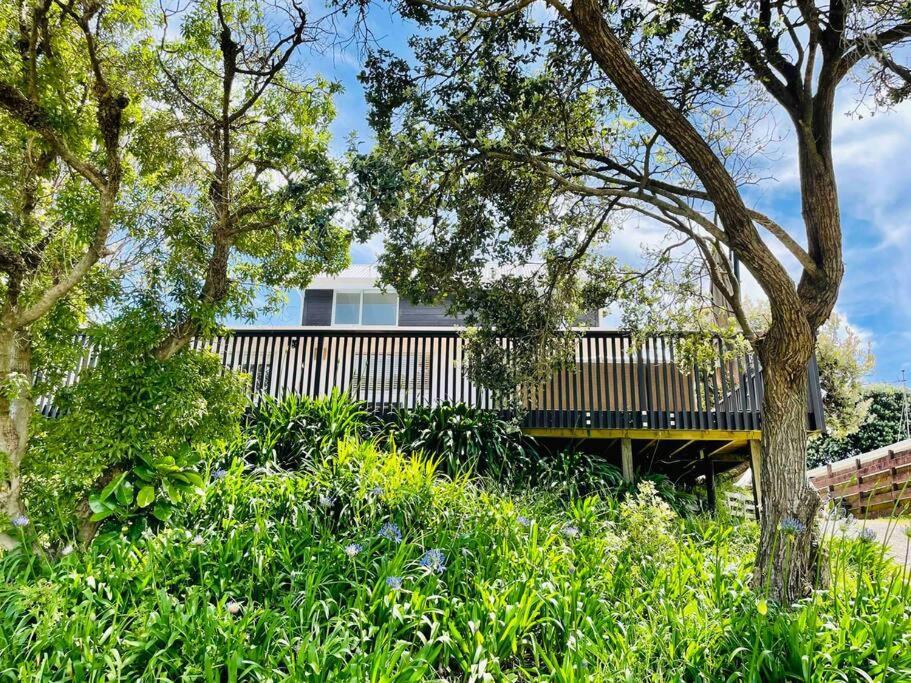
[858,519,910,567]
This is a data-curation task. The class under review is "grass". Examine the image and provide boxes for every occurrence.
[2,437,911,681]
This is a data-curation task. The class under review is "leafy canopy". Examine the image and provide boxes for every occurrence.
[352,6,753,391]
[132,0,351,345]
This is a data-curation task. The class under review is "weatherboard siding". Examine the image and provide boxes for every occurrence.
[398,300,464,327]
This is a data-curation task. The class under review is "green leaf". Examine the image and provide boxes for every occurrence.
[100,471,128,501]
[152,502,173,522]
[134,465,156,482]
[172,471,204,487]
[137,486,155,508]
[88,494,107,514]
[89,507,117,522]
[161,478,182,503]
[115,479,135,506]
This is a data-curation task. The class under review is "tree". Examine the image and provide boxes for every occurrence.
[352,0,911,600]
[144,0,350,360]
[0,0,351,538]
[744,302,874,438]
[0,0,139,535]
[814,313,875,437]
[24,307,249,543]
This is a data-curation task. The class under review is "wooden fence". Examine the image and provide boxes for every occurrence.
[808,439,911,518]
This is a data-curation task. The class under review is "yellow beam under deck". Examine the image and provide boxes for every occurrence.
[523,427,762,442]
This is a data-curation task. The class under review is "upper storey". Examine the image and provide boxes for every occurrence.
[301,265,600,329]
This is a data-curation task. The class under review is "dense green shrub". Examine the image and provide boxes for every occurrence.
[241,395,701,515]
[527,446,624,498]
[808,385,909,467]
[2,438,910,681]
[23,316,248,540]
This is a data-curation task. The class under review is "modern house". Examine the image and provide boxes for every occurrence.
[186,265,824,493]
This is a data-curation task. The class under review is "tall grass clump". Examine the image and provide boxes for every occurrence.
[386,401,536,481]
[237,389,376,469]
[3,432,911,681]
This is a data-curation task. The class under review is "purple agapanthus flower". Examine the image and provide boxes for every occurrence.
[859,528,877,543]
[517,516,532,527]
[379,522,403,543]
[210,469,228,481]
[10,515,29,529]
[779,517,806,536]
[561,525,580,539]
[386,576,403,590]
[344,543,362,558]
[419,549,446,574]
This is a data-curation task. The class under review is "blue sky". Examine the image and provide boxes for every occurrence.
[248,10,910,386]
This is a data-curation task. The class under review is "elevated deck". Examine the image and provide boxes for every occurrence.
[192,328,823,457]
[41,327,823,468]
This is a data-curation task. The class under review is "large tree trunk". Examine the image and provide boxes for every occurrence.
[753,348,826,603]
[0,328,33,548]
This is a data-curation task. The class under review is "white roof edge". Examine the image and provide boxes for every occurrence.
[807,437,911,478]
[306,265,383,291]
[303,262,546,291]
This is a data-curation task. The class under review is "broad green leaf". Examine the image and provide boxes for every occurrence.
[100,472,128,501]
[137,486,155,508]
[152,502,173,522]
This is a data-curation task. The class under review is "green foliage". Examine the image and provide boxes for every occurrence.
[240,394,697,516]
[814,314,875,437]
[808,385,909,468]
[132,0,351,334]
[0,0,148,411]
[23,312,248,537]
[3,437,911,680]
[238,390,375,470]
[0,0,142,325]
[527,446,625,499]
[387,401,536,480]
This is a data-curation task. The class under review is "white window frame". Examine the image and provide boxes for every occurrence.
[331,289,399,327]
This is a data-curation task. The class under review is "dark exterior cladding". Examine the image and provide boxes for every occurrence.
[301,289,333,326]
[397,300,464,327]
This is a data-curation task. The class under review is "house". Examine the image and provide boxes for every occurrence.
[189,265,824,495]
[42,265,823,504]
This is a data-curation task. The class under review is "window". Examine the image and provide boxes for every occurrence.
[332,290,398,326]
[362,292,398,325]
[334,292,361,325]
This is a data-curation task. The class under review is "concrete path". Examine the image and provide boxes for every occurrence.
[859,519,911,567]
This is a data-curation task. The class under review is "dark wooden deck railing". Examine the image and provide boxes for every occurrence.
[180,328,822,433]
[38,328,825,432]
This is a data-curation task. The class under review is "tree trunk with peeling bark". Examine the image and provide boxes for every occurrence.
[754,341,826,602]
[0,329,32,548]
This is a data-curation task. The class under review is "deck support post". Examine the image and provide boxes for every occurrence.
[749,439,762,520]
[702,450,716,514]
[621,438,634,483]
